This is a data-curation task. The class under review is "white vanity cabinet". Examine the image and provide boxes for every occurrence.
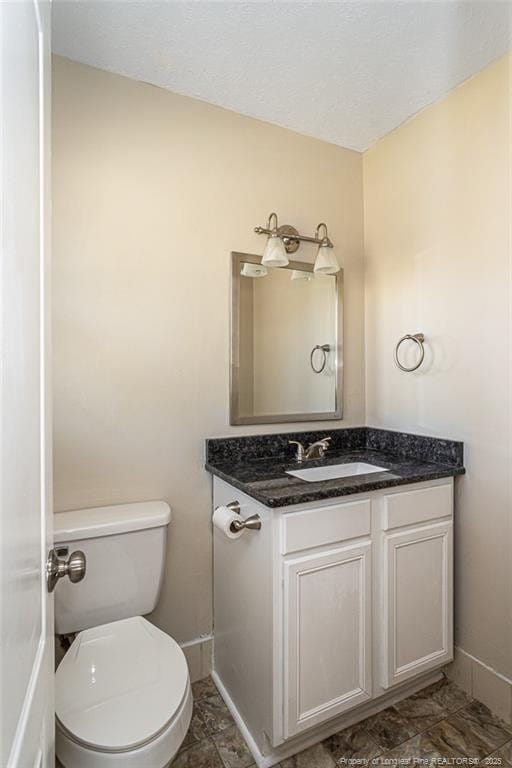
[212,476,454,768]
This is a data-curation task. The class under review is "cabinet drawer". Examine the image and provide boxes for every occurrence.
[281,499,371,554]
[382,482,452,531]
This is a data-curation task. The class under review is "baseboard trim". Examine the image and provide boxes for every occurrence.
[179,633,214,649]
[211,671,272,767]
[180,635,213,683]
[212,669,443,768]
[445,646,512,724]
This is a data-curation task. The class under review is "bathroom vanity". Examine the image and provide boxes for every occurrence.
[206,428,464,767]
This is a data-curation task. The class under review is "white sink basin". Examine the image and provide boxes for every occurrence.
[286,462,388,483]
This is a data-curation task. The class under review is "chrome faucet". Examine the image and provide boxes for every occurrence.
[289,437,332,463]
[305,437,332,460]
[289,440,306,463]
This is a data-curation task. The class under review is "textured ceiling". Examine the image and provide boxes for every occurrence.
[52,1,512,151]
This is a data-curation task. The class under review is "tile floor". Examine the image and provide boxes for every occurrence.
[173,675,512,768]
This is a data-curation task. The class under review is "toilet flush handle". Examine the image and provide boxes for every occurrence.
[46,547,86,593]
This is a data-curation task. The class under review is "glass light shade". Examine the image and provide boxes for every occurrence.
[291,270,312,281]
[261,234,289,267]
[241,262,268,278]
[314,244,339,274]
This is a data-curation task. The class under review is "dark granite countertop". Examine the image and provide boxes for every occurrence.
[205,428,465,508]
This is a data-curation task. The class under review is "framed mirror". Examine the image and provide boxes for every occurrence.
[230,252,343,425]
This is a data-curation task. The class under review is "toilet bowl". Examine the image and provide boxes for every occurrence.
[56,617,192,767]
[54,503,192,767]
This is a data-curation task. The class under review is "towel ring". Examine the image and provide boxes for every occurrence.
[394,333,425,372]
[310,344,330,374]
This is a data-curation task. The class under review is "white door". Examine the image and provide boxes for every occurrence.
[381,520,453,689]
[0,2,54,766]
[283,542,372,739]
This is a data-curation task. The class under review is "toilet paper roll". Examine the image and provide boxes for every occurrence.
[213,505,244,540]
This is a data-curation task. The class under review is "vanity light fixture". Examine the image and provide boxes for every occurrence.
[291,270,312,281]
[254,212,340,274]
[313,222,339,275]
[260,212,289,267]
[241,262,268,278]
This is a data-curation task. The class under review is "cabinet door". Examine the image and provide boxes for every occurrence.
[283,542,372,738]
[381,521,453,689]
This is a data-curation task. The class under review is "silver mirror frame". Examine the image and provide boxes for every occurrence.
[230,251,344,425]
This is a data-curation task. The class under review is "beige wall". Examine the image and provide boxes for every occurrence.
[52,56,365,644]
[364,54,512,678]
[53,51,511,686]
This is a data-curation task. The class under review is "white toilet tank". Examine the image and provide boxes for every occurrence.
[54,501,171,635]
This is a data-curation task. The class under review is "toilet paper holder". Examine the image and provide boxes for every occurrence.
[226,501,261,532]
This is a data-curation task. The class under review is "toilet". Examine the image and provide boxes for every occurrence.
[54,501,192,768]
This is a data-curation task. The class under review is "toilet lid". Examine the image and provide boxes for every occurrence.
[56,616,189,752]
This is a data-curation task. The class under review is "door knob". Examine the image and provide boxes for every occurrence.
[46,547,86,593]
